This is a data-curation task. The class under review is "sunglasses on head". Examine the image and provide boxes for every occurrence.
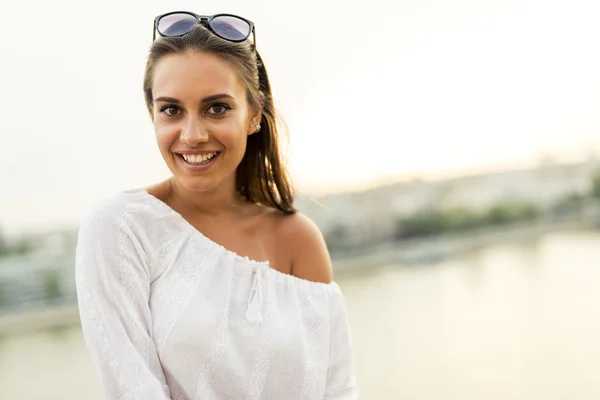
[153,11,256,49]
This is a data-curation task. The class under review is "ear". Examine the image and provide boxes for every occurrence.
[247,91,265,136]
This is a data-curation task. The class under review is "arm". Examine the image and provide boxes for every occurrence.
[75,204,171,400]
[280,213,358,398]
[325,286,359,399]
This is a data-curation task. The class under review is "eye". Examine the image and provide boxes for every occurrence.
[207,103,231,116]
[159,105,181,117]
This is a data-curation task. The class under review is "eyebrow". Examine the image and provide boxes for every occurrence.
[154,94,235,104]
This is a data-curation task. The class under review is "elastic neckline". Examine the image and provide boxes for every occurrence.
[127,189,339,291]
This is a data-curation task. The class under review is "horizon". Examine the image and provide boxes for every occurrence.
[296,149,599,196]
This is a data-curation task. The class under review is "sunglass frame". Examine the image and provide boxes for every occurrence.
[153,11,256,49]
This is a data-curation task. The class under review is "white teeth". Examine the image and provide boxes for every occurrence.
[181,152,218,164]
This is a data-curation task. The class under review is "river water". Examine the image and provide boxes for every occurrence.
[1,230,599,399]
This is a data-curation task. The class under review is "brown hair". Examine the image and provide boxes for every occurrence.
[143,25,296,214]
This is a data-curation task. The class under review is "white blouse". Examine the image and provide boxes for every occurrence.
[75,190,358,400]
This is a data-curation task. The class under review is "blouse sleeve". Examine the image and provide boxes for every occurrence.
[325,284,359,399]
[75,202,172,400]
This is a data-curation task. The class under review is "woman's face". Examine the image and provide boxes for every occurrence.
[151,51,260,194]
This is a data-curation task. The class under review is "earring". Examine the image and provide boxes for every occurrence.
[254,124,261,133]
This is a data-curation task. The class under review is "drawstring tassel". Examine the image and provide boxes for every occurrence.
[245,268,264,324]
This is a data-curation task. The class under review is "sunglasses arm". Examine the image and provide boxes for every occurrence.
[152,20,156,42]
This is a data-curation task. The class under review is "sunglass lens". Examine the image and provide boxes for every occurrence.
[211,16,251,41]
[157,13,197,37]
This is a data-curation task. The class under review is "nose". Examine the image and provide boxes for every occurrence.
[180,116,209,146]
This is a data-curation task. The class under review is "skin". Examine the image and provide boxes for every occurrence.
[146,51,333,283]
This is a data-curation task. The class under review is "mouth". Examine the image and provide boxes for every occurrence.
[176,151,221,166]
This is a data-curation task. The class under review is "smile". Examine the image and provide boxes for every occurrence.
[178,152,220,165]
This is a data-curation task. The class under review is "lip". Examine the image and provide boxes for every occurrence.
[174,150,221,155]
[175,152,220,172]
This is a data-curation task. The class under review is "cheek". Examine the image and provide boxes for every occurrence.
[213,119,248,147]
[154,131,179,174]
[154,121,178,148]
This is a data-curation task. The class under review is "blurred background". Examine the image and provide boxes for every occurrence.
[1,0,600,398]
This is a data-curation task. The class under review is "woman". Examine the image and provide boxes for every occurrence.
[76,11,358,400]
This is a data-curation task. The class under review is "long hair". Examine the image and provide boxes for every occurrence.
[143,25,296,214]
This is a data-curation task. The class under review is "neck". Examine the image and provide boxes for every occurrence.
[165,177,247,217]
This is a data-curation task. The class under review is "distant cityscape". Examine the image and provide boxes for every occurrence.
[297,156,600,254]
[1,157,599,315]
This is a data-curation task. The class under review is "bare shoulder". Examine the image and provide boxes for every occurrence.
[274,211,333,284]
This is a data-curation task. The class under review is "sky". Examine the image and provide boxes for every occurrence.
[1,0,599,234]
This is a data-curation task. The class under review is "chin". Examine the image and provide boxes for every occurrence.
[177,176,218,193]
[166,157,237,194]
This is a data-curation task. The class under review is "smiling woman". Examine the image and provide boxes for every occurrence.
[150,52,261,192]
[74,11,357,400]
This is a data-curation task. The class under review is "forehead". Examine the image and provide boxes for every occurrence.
[152,51,244,100]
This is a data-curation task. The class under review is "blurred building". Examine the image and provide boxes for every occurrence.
[0,230,77,313]
[297,157,600,250]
